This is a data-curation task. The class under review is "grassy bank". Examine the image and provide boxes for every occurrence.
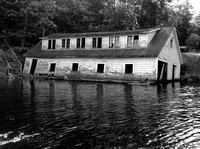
[181,53,200,82]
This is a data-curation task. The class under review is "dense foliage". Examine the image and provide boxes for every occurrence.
[0,0,199,50]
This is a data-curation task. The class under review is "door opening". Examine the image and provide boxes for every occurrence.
[157,60,168,82]
[30,59,38,75]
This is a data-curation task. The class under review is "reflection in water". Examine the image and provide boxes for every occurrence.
[96,84,104,108]
[1,79,200,148]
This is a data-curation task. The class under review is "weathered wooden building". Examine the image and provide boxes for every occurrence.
[23,27,183,83]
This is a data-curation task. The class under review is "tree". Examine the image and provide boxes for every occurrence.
[0,0,23,46]
[20,0,57,47]
[169,0,193,46]
[185,33,200,51]
[137,0,172,28]
[0,0,57,47]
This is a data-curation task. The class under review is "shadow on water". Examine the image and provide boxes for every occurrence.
[1,79,200,148]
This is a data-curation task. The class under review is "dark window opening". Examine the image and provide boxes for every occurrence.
[49,63,56,72]
[62,39,65,48]
[92,38,97,48]
[97,37,102,48]
[48,40,51,49]
[81,38,85,48]
[72,63,78,71]
[134,35,139,40]
[125,64,133,73]
[97,64,104,73]
[66,39,70,48]
[77,38,81,48]
[52,40,56,49]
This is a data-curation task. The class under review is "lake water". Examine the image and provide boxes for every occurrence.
[0,79,200,149]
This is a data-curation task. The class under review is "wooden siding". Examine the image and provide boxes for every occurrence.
[158,30,181,80]
[24,57,157,81]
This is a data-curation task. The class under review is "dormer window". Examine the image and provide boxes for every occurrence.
[62,39,65,48]
[92,38,97,48]
[133,35,139,45]
[109,36,120,48]
[77,38,85,48]
[62,38,70,49]
[127,36,133,47]
[92,37,102,48]
[127,35,139,47]
[109,37,114,48]
[48,39,56,49]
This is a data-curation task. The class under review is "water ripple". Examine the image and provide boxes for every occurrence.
[1,79,200,148]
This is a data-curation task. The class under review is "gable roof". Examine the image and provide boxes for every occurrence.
[24,27,175,59]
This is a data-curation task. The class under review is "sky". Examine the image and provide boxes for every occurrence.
[171,0,200,16]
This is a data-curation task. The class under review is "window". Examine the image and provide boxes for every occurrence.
[61,39,70,48]
[133,35,139,46]
[92,37,102,48]
[77,38,81,48]
[125,64,133,74]
[97,38,102,48]
[62,39,65,48]
[170,38,173,48]
[109,37,114,48]
[81,38,85,48]
[48,39,56,49]
[52,40,56,49]
[66,39,70,48]
[92,38,97,48]
[97,64,104,73]
[77,38,85,48]
[115,36,120,47]
[72,63,78,71]
[127,36,133,47]
[48,40,51,49]
[49,63,56,72]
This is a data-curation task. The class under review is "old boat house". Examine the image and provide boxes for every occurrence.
[23,27,183,83]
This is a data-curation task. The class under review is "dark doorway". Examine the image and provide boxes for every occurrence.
[49,63,56,72]
[125,64,133,74]
[30,59,38,75]
[157,61,168,82]
[97,38,102,48]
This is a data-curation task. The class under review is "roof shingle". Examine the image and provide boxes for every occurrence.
[24,27,174,59]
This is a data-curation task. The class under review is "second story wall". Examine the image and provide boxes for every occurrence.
[41,30,158,50]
